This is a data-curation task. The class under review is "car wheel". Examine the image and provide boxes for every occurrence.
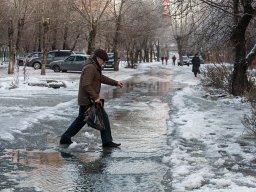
[52,65,60,72]
[33,62,41,69]
[18,60,23,66]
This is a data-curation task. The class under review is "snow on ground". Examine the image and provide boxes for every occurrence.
[0,62,146,140]
[166,64,256,191]
[1,61,256,191]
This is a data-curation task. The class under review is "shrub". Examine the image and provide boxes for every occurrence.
[200,64,232,93]
[242,101,256,136]
[243,79,256,136]
[200,64,256,137]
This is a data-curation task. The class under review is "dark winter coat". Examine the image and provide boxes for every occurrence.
[78,58,118,106]
[192,56,201,72]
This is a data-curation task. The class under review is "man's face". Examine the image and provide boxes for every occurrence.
[97,57,105,65]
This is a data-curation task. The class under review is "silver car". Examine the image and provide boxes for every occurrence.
[48,54,89,72]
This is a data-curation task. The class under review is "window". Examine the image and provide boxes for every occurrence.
[56,51,72,57]
[66,56,75,61]
[48,52,55,58]
[76,56,86,61]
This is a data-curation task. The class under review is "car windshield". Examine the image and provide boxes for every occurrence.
[182,56,188,60]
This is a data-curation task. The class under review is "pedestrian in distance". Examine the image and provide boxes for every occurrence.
[192,53,201,77]
[164,56,169,65]
[172,55,176,65]
[161,56,164,65]
[60,49,123,148]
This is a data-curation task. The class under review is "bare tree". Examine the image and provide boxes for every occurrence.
[199,0,255,95]
[171,0,256,96]
[71,0,112,55]
[6,0,31,74]
[117,0,162,67]
[170,0,207,64]
[229,0,255,96]
[111,0,126,71]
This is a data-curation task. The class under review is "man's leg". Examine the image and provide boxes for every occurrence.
[60,105,87,144]
[100,109,113,144]
[101,109,120,147]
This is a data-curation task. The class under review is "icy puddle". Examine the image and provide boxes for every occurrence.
[0,65,178,191]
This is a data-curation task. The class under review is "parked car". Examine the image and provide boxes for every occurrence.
[26,50,74,69]
[48,54,89,72]
[17,52,42,66]
[177,56,191,66]
[102,53,115,69]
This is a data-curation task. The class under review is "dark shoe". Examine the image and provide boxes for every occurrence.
[60,137,73,145]
[103,141,121,148]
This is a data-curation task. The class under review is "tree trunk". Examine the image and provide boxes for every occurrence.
[16,18,25,52]
[113,1,124,71]
[41,18,50,75]
[231,1,254,96]
[8,19,15,74]
[38,23,42,52]
[71,33,80,51]
[87,23,97,55]
[63,24,69,50]
[150,41,153,62]
[134,49,139,65]
[156,39,160,62]
[113,23,121,71]
[246,43,256,65]
[52,21,58,50]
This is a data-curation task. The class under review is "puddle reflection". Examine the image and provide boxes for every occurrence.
[1,67,175,191]
[101,80,171,100]
[5,148,117,191]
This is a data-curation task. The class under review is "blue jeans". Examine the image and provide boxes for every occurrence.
[61,105,113,144]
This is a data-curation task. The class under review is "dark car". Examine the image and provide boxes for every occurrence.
[102,53,115,69]
[17,52,42,66]
[48,54,89,72]
[26,50,74,69]
[177,56,191,66]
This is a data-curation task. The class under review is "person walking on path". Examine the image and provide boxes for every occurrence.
[192,53,201,77]
[164,56,169,65]
[172,55,176,65]
[161,56,164,65]
[60,49,123,148]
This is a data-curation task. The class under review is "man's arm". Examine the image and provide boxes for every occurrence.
[80,66,99,101]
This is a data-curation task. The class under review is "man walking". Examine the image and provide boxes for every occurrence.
[60,49,123,147]
[192,53,201,77]
[172,55,176,65]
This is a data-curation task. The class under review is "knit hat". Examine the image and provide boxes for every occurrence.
[93,49,109,61]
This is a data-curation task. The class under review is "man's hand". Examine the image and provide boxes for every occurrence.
[116,82,123,88]
[95,98,101,104]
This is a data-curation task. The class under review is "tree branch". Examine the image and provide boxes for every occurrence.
[246,43,256,65]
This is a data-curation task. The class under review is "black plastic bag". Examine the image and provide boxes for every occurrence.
[84,102,105,131]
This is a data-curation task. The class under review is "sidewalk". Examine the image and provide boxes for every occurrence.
[165,64,256,191]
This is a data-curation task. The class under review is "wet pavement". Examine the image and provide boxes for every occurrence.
[0,66,178,191]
